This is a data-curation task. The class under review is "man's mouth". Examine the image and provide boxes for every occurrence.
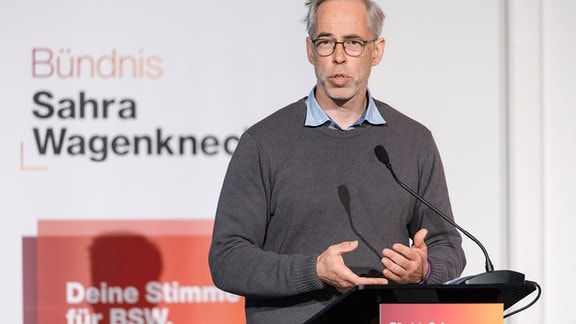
[329,73,350,86]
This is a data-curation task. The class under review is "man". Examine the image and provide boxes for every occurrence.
[209,0,466,322]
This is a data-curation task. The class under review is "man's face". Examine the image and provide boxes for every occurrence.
[306,0,385,108]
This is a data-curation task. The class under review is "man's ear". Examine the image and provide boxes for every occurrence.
[372,37,386,66]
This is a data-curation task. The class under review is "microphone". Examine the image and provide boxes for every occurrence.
[374,144,525,285]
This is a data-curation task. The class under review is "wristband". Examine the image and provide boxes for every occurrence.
[419,261,431,284]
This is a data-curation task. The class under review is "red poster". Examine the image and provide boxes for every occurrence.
[25,220,245,324]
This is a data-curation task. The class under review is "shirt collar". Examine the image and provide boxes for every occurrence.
[304,87,386,130]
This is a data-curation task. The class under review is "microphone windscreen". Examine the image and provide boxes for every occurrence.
[374,145,390,165]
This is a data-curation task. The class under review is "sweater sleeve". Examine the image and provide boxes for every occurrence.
[411,134,467,284]
[208,132,325,298]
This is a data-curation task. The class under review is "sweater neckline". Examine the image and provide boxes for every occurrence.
[311,123,382,138]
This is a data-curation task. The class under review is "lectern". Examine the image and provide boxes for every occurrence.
[304,281,537,324]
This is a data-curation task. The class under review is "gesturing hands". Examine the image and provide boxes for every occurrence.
[316,240,389,290]
[316,229,430,289]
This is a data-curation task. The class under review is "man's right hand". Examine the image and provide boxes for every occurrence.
[316,240,389,290]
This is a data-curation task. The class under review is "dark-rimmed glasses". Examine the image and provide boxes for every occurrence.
[311,38,376,57]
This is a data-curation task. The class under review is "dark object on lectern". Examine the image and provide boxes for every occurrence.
[444,269,527,285]
[304,282,537,324]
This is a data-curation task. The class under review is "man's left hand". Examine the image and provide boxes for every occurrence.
[381,228,429,284]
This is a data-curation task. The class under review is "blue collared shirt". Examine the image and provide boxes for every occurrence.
[304,87,386,130]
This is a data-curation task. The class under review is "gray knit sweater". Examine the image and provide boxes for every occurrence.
[209,97,466,323]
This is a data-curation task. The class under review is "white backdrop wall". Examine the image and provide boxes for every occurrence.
[508,0,576,323]
[540,1,576,322]
[2,0,570,322]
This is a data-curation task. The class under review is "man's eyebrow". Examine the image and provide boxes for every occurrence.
[314,32,365,39]
[314,32,334,39]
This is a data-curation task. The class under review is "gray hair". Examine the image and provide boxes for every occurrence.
[303,0,385,38]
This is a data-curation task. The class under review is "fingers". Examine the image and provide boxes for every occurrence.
[382,246,420,283]
[317,241,388,289]
[318,231,431,286]
[356,276,388,286]
[316,241,357,289]
[413,228,428,249]
[338,240,359,253]
[381,230,429,284]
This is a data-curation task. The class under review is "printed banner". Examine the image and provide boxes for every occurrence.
[380,303,503,324]
[23,220,244,324]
